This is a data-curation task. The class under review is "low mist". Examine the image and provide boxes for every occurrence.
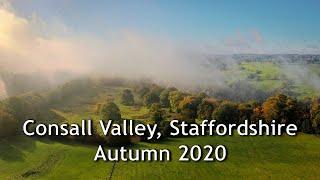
[0,3,229,90]
[0,2,319,100]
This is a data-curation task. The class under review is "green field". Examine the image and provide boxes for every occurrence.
[1,134,319,179]
[1,62,320,179]
[235,62,320,98]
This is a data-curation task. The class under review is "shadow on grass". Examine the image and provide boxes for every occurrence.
[0,136,36,162]
[33,136,95,148]
[148,137,181,145]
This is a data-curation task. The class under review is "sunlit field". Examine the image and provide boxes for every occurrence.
[1,134,319,179]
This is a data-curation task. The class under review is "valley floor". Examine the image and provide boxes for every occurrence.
[0,134,319,179]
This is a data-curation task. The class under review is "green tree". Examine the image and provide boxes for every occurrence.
[137,86,150,98]
[100,102,131,146]
[179,96,200,123]
[197,92,208,100]
[213,101,239,124]
[121,89,134,106]
[168,91,185,112]
[149,103,164,124]
[197,99,217,120]
[160,90,170,108]
[100,102,121,121]
[143,92,160,106]
[167,87,178,91]
[149,84,165,97]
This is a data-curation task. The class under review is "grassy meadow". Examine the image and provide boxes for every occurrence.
[0,134,319,179]
[236,62,320,98]
[1,61,320,179]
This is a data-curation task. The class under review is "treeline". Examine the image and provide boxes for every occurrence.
[89,85,320,145]
[0,77,129,138]
[233,54,320,64]
[0,92,65,138]
[119,84,320,134]
[0,79,319,143]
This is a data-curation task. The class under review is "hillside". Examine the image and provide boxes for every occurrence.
[218,61,320,99]
[0,62,319,179]
[0,134,319,179]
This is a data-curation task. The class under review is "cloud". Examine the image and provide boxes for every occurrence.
[0,3,228,89]
[0,4,89,74]
[204,30,267,54]
[0,1,319,93]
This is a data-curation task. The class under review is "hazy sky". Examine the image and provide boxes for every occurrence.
[5,0,320,53]
[0,0,320,90]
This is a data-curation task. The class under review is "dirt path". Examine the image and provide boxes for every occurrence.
[108,161,117,180]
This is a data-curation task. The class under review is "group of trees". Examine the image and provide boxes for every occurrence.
[0,93,66,138]
[120,86,164,107]
[198,94,320,134]
[120,84,320,134]
[1,81,320,141]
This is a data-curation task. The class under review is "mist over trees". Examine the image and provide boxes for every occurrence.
[143,91,160,107]
[208,80,271,103]
[159,89,171,108]
[0,0,318,149]
[121,89,134,106]
[0,76,319,141]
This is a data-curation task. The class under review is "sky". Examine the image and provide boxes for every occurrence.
[4,0,320,54]
[0,0,320,90]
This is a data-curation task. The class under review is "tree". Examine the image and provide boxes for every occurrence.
[251,105,263,123]
[179,96,200,123]
[297,98,312,133]
[137,86,150,98]
[99,102,131,146]
[160,90,170,108]
[310,97,320,133]
[0,109,18,137]
[238,103,254,123]
[311,114,320,134]
[197,92,208,100]
[197,99,217,120]
[149,103,164,124]
[213,101,239,124]
[100,102,121,121]
[7,96,30,123]
[94,103,103,114]
[160,88,180,108]
[149,84,165,97]
[262,94,299,124]
[121,89,134,106]
[168,91,185,112]
[167,87,178,92]
[143,92,160,106]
